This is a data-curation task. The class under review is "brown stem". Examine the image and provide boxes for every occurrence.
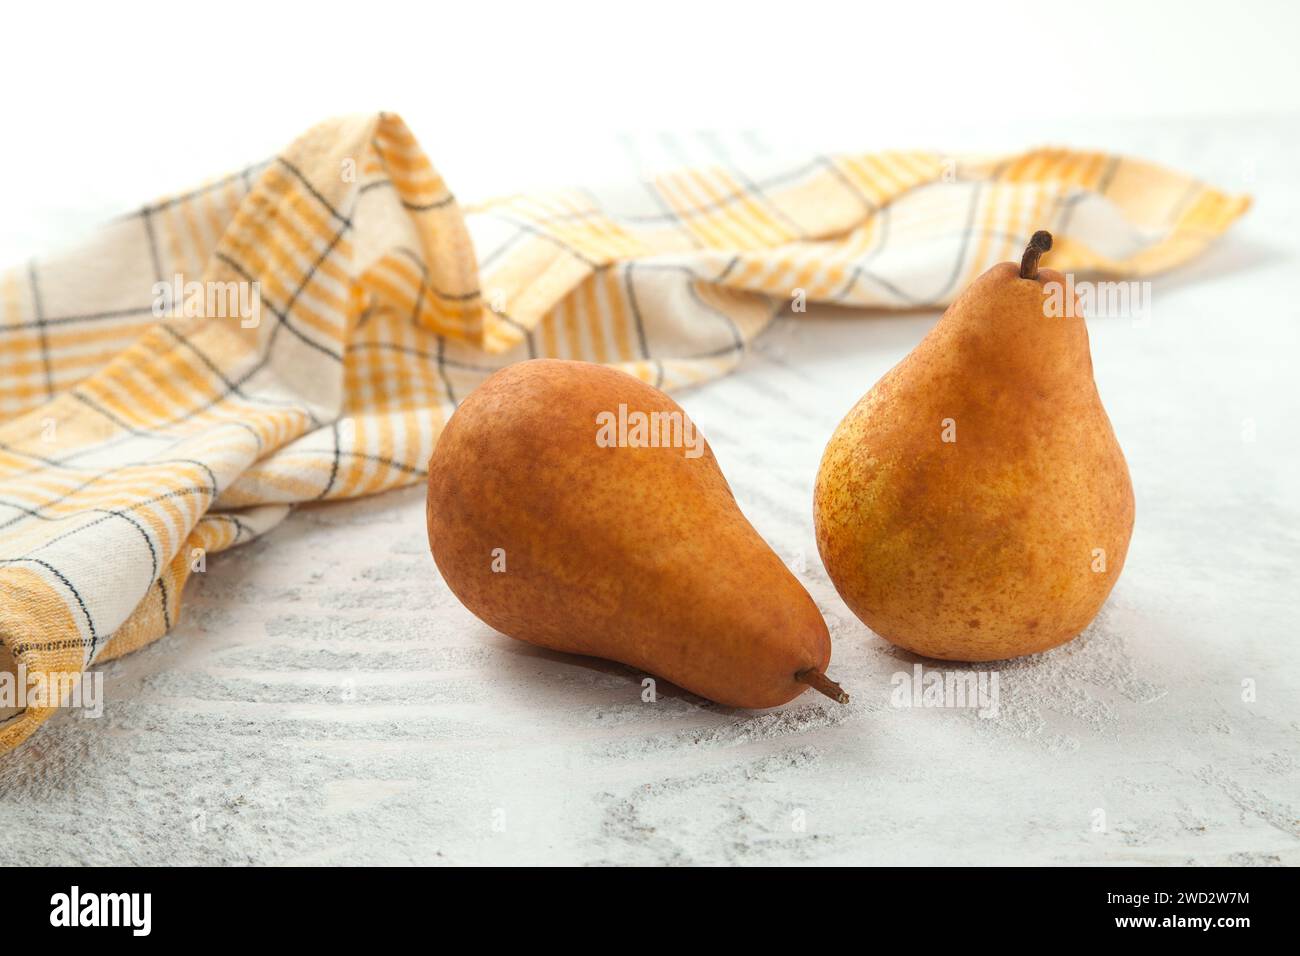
[797,669,849,704]
[1019,230,1053,280]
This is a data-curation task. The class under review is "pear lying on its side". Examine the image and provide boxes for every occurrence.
[814,233,1134,661]
[428,359,845,707]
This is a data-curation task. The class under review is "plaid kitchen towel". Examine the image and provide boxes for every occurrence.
[0,112,1248,751]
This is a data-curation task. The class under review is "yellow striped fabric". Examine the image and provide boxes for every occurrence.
[0,112,1248,751]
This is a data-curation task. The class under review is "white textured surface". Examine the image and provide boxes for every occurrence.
[1,118,1297,866]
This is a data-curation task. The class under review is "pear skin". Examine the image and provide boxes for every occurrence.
[427,359,843,707]
[813,233,1134,661]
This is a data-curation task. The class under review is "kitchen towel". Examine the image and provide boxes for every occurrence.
[0,112,1248,751]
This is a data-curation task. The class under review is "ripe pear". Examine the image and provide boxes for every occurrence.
[814,233,1134,661]
[427,359,846,707]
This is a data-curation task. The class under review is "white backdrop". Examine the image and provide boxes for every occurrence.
[3,0,1298,264]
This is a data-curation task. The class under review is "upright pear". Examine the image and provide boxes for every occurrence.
[427,359,845,707]
[814,233,1134,661]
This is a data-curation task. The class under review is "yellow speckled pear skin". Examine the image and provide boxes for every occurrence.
[428,359,847,707]
[813,233,1134,661]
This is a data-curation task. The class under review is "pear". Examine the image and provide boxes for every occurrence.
[427,359,846,707]
[813,232,1134,661]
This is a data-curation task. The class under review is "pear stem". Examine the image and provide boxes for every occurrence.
[797,669,849,704]
[1019,230,1054,280]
